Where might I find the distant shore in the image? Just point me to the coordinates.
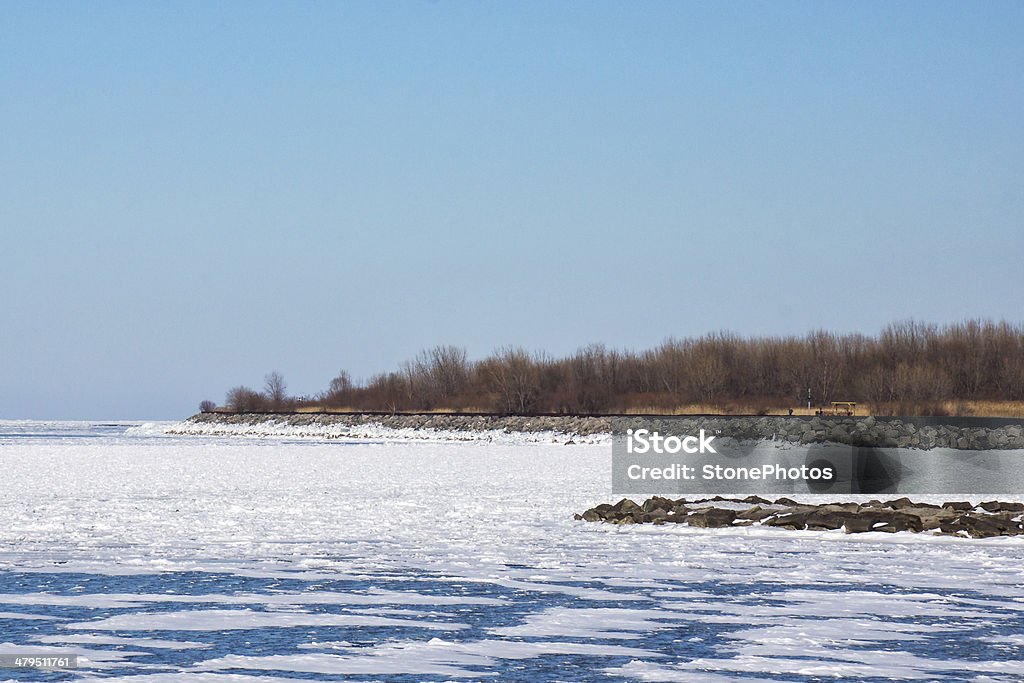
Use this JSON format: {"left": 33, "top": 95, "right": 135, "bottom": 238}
{"left": 180, "top": 412, "right": 1024, "bottom": 450}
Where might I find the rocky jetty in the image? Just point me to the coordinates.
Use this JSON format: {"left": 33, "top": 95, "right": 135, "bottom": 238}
{"left": 184, "top": 411, "right": 611, "bottom": 436}
{"left": 576, "top": 496, "right": 1024, "bottom": 538}
{"left": 185, "top": 413, "right": 1024, "bottom": 450}
{"left": 613, "top": 415, "right": 1024, "bottom": 450}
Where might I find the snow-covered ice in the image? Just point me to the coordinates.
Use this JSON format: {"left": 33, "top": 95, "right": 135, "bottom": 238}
{"left": 1, "top": 419, "right": 1024, "bottom": 681}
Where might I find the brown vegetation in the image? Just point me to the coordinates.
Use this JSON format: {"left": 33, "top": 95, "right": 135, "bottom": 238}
{"left": 211, "top": 320, "right": 1024, "bottom": 417}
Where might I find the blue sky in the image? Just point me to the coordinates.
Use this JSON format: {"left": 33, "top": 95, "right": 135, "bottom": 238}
{"left": 1, "top": 1, "right": 1022, "bottom": 419}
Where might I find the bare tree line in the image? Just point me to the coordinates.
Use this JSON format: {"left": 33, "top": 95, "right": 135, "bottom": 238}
{"left": 205, "top": 320, "right": 1024, "bottom": 416}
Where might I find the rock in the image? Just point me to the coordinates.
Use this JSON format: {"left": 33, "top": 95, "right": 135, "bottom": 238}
{"left": 900, "top": 502, "right": 941, "bottom": 510}
{"left": 614, "top": 498, "right": 641, "bottom": 513}
{"left": 819, "top": 503, "right": 861, "bottom": 512}
{"left": 842, "top": 516, "right": 875, "bottom": 533}
{"left": 940, "top": 516, "right": 1003, "bottom": 538}
{"left": 737, "top": 505, "right": 775, "bottom": 521}
{"left": 687, "top": 508, "right": 737, "bottom": 528}
{"left": 774, "top": 497, "right": 799, "bottom": 507}
{"left": 643, "top": 507, "right": 670, "bottom": 522}
{"left": 867, "top": 511, "right": 924, "bottom": 533}
{"left": 805, "top": 511, "right": 850, "bottom": 530}
{"left": 742, "top": 495, "right": 772, "bottom": 505}
{"left": 986, "top": 512, "right": 1024, "bottom": 534}
{"left": 575, "top": 496, "right": 1024, "bottom": 538}
{"left": 899, "top": 506, "right": 949, "bottom": 522}
{"left": 666, "top": 509, "right": 689, "bottom": 523}
{"left": 642, "top": 496, "right": 676, "bottom": 513}
{"left": 980, "top": 501, "right": 1024, "bottom": 513}
{"left": 917, "top": 514, "right": 951, "bottom": 531}
{"left": 764, "top": 511, "right": 811, "bottom": 530}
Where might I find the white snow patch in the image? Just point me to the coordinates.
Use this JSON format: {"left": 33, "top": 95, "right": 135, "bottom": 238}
{"left": 66, "top": 609, "right": 466, "bottom": 632}
{"left": 0, "top": 589, "right": 503, "bottom": 609}
{"left": 194, "top": 637, "right": 659, "bottom": 678}
{"left": 605, "top": 660, "right": 778, "bottom": 682}
{"left": 65, "top": 675, "right": 324, "bottom": 683}
{"left": 488, "top": 607, "right": 692, "bottom": 640}
{"left": 33, "top": 634, "right": 210, "bottom": 650}
{"left": 132, "top": 418, "right": 609, "bottom": 446}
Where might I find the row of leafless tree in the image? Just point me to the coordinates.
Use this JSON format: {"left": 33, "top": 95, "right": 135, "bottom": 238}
{"left": 207, "top": 320, "right": 1024, "bottom": 415}
{"left": 203, "top": 372, "right": 293, "bottom": 413}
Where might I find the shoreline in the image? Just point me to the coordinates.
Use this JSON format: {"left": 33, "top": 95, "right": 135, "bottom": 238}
{"left": 178, "top": 412, "right": 1024, "bottom": 450}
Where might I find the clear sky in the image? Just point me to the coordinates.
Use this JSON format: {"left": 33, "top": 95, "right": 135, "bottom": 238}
{"left": 2, "top": 1, "right": 1022, "bottom": 419}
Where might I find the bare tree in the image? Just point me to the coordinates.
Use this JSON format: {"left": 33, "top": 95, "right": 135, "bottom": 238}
{"left": 199, "top": 400, "right": 217, "bottom": 413}
{"left": 321, "top": 370, "right": 354, "bottom": 406}
{"left": 485, "top": 347, "right": 544, "bottom": 414}
{"left": 365, "top": 371, "right": 408, "bottom": 414}
{"left": 210, "top": 319, "right": 1024, "bottom": 417}
{"left": 226, "top": 386, "right": 264, "bottom": 412}
{"left": 687, "top": 350, "right": 725, "bottom": 404}
{"left": 263, "top": 371, "right": 288, "bottom": 410}
{"left": 402, "top": 346, "right": 470, "bottom": 408}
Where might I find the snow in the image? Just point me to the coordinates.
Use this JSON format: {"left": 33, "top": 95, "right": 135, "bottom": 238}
{"left": 32, "top": 634, "right": 211, "bottom": 650}
{"left": 0, "top": 589, "right": 505, "bottom": 608}
{"left": 129, "top": 417, "right": 609, "bottom": 446}
{"left": 66, "top": 608, "right": 467, "bottom": 632}
{"left": 488, "top": 607, "right": 693, "bottom": 639}
{"left": 56, "top": 676, "right": 331, "bottom": 683}
{"left": 2, "top": 420, "right": 1024, "bottom": 681}
{"left": 193, "top": 638, "right": 662, "bottom": 678}
{"left": 0, "top": 611, "right": 62, "bottom": 620}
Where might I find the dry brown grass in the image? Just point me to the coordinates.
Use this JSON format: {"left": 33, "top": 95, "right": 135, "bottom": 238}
{"left": 622, "top": 401, "right": 1024, "bottom": 417}
{"left": 621, "top": 403, "right": 867, "bottom": 416}
{"left": 294, "top": 405, "right": 493, "bottom": 414}
{"left": 934, "top": 400, "right": 1024, "bottom": 418}
{"left": 291, "top": 401, "right": 1024, "bottom": 417}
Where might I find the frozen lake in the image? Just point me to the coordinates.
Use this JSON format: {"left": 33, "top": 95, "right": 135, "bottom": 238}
{"left": 2, "top": 421, "right": 1024, "bottom": 681}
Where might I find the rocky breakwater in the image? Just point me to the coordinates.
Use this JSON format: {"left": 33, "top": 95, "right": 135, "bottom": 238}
{"left": 614, "top": 415, "right": 1024, "bottom": 450}
{"left": 183, "top": 411, "right": 613, "bottom": 436}
{"left": 576, "top": 496, "right": 1024, "bottom": 538}
{"left": 183, "top": 412, "right": 1024, "bottom": 448}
